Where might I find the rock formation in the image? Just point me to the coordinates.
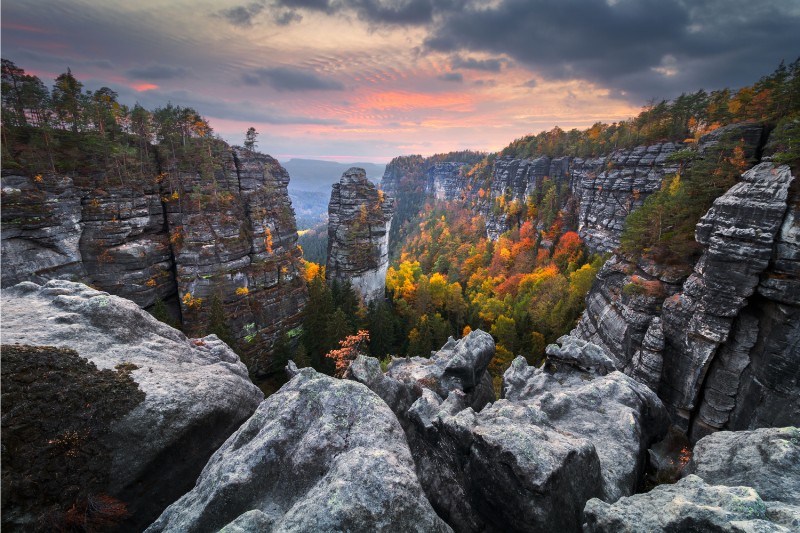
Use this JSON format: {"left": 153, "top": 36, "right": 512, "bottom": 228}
{"left": 584, "top": 474, "right": 798, "bottom": 532}
{"left": 146, "top": 367, "right": 451, "bottom": 533}
{"left": 687, "top": 427, "right": 800, "bottom": 506}
{"left": 573, "top": 161, "right": 799, "bottom": 441}
{"left": 326, "top": 167, "right": 394, "bottom": 302}
{"left": 347, "top": 332, "right": 669, "bottom": 532}
{"left": 0, "top": 149, "right": 307, "bottom": 376}
{"left": 427, "top": 161, "right": 470, "bottom": 201}
{"left": 585, "top": 426, "right": 800, "bottom": 532}
{"left": 1, "top": 280, "right": 264, "bottom": 530}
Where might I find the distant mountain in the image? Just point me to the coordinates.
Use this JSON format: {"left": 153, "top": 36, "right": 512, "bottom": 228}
{"left": 281, "top": 158, "right": 386, "bottom": 193}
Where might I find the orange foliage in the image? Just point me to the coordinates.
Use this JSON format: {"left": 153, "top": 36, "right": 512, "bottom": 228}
{"left": 326, "top": 330, "right": 370, "bottom": 377}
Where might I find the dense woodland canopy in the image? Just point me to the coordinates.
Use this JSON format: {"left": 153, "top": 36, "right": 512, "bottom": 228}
{"left": 3, "top": 57, "right": 799, "bottom": 392}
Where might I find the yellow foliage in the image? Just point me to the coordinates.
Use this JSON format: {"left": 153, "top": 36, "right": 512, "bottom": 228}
{"left": 182, "top": 292, "right": 202, "bottom": 310}
{"left": 145, "top": 278, "right": 157, "bottom": 287}
{"left": 304, "top": 261, "right": 323, "bottom": 282}
{"left": 236, "top": 287, "right": 250, "bottom": 296}
{"left": 265, "top": 227, "right": 273, "bottom": 254}
{"left": 462, "top": 325, "right": 472, "bottom": 337}
{"left": 668, "top": 174, "right": 682, "bottom": 196}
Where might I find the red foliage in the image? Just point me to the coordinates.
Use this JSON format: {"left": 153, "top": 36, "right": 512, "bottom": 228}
{"left": 325, "top": 330, "right": 370, "bottom": 377}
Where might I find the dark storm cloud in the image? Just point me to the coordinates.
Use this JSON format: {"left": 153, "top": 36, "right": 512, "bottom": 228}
{"left": 437, "top": 72, "right": 464, "bottom": 82}
{"left": 242, "top": 67, "right": 346, "bottom": 91}
{"left": 451, "top": 55, "right": 505, "bottom": 72}
{"left": 126, "top": 64, "right": 191, "bottom": 80}
{"left": 218, "top": 2, "right": 266, "bottom": 27}
{"left": 276, "top": 0, "right": 446, "bottom": 25}
{"left": 423, "top": 0, "right": 800, "bottom": 100}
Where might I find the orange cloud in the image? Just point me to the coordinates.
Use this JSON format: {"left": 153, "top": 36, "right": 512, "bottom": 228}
{"left": 360, "top": 91, "right": 474, "bottom": 113}
{"left": 131, "top": 82, "right": 159, "bottom": 92}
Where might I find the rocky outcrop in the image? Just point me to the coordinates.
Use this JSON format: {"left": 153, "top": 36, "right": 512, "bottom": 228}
{"left": 480, "top": 155, "right": 572, "bottom": 240}
{"left": 348, "top": 333, "right": 668, "bottom": 532}
{"left": 586, "top": 425, "right": 800, "bottom": 532}
{"left": 584, "top": 474, "right": 798, "bottom": 532}
{"left": 1, "top": 280, "right": 264, "bottom": 530}
{"left": 164, "top": 151, "right": 307, "bottom": 376}
{"left": 575, "top": 160, "right": 798, "bottom": 441}
{"left": 687, "top": 427, "right": 800, "bottom": 506}
{"left": 146, "top": 367, "right": 451, "bottom": 533}
{"left": 660, "top": 162, "right": 795, "bottom": 436}
{"left": 427, "top": 161, "right": 469, "bottom": 201}
{"left": 572, "top": 143, "right": 682, "bottom": 252}
{"left": 0, "top": 148, "right": 307, "bottom": 376}
{"left": 326, "top": 167, "right": 395, "bottom": 302}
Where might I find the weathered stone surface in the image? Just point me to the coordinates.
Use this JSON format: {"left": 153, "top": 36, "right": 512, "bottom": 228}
{"left": 687, "top": 427, "right": 800, "bottom": 506}
{"left": 0, "top": 148, "right": 308, "bottom": 377}
{"left": 1, "top": 280, "right": 263, "bottom": 530}
{"left": 326, "top": 167, "right": 395, "bottom": 302}
{"left": 503, "top": 337, "right": 670, "bottom": 504}
{"left": 146, "top": 368, "right": 451, "bottom": 533}
{"left": 166, "top": 150, "right": 308, "bottom": 376}
{"left": 350, "top": 333, "right": 668, "bottom": 532}
{"left": 584, "top": 474, "right": 798, "bottom": 532}
{"left": 573, "top": 143, "right": 681, "bottom": 253}
{"left": 572, "top": 255, "right": 684, "bottom": 385}
{"left": 1, "top": 174, "right": 87, "bottom": 286}
{"left": 660, "top": 162, "right": 795, "bottom": 435}
{"left": 427, "top": 161, "right": 469, "bottom": 201}
{"left": 574, "top": 157, "right": 799, "bottom": 442}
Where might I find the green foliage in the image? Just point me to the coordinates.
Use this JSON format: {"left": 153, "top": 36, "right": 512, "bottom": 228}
{"left": 620, "top": 132, "right": 750, "bottom": 266}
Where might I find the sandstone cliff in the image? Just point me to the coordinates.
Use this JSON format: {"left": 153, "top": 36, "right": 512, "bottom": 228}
{"left": 326, "top": 167, "right": 394, "bottom": 302}
{"left": 0, "top": 148, "right": 307, "bottom": 376}
{"left": 574, "top": 161, "right": 799, "bottom": 441}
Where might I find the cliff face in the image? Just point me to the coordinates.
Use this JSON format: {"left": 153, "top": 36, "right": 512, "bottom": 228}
{"left": 326, "top": 167, "right": 395, "bottom": 302}
{"left": 426, "top": 161, "right": 469, "bottom": 201}
{"left": 0, "top": 148, "right": 307, "bottom": 376}
{"left": 574, "top": 161, "right": 799, "bottom": 441}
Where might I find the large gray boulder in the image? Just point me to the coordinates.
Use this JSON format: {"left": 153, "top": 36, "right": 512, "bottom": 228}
{"left": 687, "top": 427, "right": 800, "bottom": 506}
{"left": 1, "top": 280, "right": 263, "bottom": 529}
{"left": 349, "top": 333, "right": 669, "bottom": 532}
{"left": 146, "top": 368, "right": 451, "bottom": 533}
{"left": 584, "top": 474, "right": 799, "bottom": 532}
{"left": 504, "top": 336, "right": 670, "bottom": 503}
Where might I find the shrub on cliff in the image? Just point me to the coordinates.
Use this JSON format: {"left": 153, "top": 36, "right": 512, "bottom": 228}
{"left": 1, "top": 344, "right": 145, "bottom": 531}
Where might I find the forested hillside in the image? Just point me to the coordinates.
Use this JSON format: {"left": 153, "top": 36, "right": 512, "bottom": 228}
{"left": 299, "top": 60, "right": 800, "bottom": 392}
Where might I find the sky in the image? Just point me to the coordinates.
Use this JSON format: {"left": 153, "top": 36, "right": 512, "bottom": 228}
{"left": 2, "top": 0, "right": 799, "bottom": 163}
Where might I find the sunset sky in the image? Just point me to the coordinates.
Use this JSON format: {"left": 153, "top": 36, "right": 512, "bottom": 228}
{"left": 2, "top": 0, "right": 798, "bottom": 163}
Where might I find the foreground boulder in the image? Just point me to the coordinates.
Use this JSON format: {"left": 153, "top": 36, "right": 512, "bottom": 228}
{"left": 349, "top": 333, "right": 669, "bottom": 532}
{"left": 1, "top": 280, "right": 263, "bottom": 530}
{"left": 584, "top": 475, "right": 799, "bottom": 532}
{"left": 146, "top": 368, "right": 451, "bottom": 533}
{"left": 504, "top": 336, "right": 670, "bottom": 503}
{"left": 688, "top": 427, "right": 800, "bottom": 506}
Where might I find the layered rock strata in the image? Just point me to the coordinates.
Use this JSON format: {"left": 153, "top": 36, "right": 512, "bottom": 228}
{"left": 146, "top": 368, "right": 451, "bottom": 533}
{"left": 0, "top": 149, "right": 307, "bottom": 375}
{"left": 1, "top": 280, "right": 263, "bottom": 530}
{"left": 326, "top": 167, "right": 395, "bottom": 302}
{"left": 574, "top": 161, "right": 799, "bottom": 441}
{"left": 427, "top": 161, "right": 469, "bottom": 201}
{"left": 348, "top": 332, "right": 669, "bottom": 532}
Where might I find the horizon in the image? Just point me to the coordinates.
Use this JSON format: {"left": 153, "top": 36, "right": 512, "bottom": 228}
{"left": 2, "top": 0, "right": 798, "bottom": 163}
